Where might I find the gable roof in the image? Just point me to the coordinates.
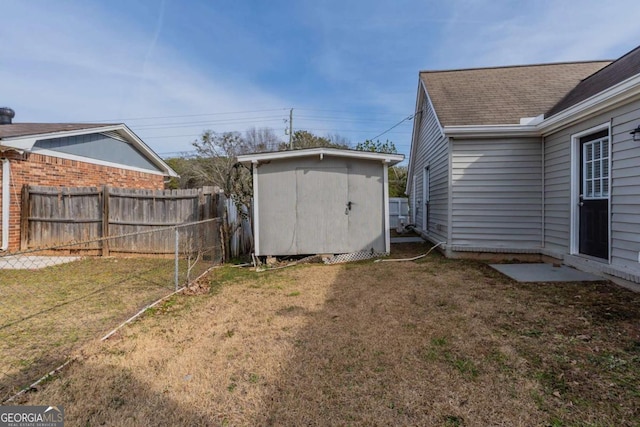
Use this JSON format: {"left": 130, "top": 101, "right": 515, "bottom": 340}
{"left": 547, "top": 46, "right": 640, "bottom": 117}
{"left": 0, "top": 123, "right": 178, "bottom": 177}
{"left": 237, "top": 147, "right": 404, "bottom": 166}
{"left": 421, "top": 61, "right": 611, "bottom": 126}
{"left": 0, "top": 123, "right": 114, "bottom": 139}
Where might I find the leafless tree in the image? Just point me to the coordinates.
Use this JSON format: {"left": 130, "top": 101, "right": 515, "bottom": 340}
{"left": 244, "top": 127, "right": 282, "bottom": 152}
{"left": 190, "top": 131, "right": 252, "bottom": 207}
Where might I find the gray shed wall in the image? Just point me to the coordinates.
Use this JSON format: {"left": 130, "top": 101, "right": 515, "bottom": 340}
{"left": 544, "top": 97, "right": 640, "bottom": 276}
{"left": 254, "top": 156, "right": 386, "bottom": 256}
{"left": 450, "top": 137, "right": 543, "bottom": 249}
{"left": 411, "top": 95, "right": 449, "bottom": 243}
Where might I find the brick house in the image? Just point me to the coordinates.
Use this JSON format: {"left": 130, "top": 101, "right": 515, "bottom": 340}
{"left": 0, "top": 108, "right": 178, "bottom": 252}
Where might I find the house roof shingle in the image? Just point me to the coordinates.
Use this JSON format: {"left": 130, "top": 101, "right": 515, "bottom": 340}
{"left": 421, "top": 61, "right": 611, "bottom": 127}
{"left": 546, "top": 46, "right": 640, "bottom": 117}
{"left": 0, "top": 123, "right": 117, "bottom": 139}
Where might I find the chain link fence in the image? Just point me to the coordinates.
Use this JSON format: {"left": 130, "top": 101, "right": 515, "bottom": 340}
{"left": 0, "top": 218, "right": 223, "bottom": 402}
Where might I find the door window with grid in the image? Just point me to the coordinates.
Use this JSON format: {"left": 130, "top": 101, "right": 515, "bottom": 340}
{"left": 582, "top": 136, "right": 609, "bottom": 199}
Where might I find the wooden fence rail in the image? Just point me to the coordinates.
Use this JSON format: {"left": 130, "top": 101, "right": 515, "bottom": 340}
{"left": 21, "top": 185, "right": 223, "bottom": 255}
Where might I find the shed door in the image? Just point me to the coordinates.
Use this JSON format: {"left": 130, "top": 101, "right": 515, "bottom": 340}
{"left": 579, "top": 131, "right": 609, "bottom": 260}
{"left": 295, "top": 168, "right": 348, "bottom": 254}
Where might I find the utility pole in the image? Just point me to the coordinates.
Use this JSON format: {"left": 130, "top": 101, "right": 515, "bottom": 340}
{"left": 289, "top": 108, "right": 293, "bottom": 149}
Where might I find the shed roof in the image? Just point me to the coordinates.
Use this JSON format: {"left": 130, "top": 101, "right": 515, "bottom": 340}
{"left": 547, "top": 46, "right": 640, "bottom": 117}
{"left": 237, "top": 147, "right": 404, "bottom": 166}
{"left": 0, "top": 123, "right": 115, "bottom": 139}
{"left": 421, "top": 61, "right": 611, "bottom": 126}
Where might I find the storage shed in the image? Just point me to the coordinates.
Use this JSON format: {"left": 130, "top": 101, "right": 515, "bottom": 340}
{"left": 237, "top": 148, "right": 404, "bottom": 257}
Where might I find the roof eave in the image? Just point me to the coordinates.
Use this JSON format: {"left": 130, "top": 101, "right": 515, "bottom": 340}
{"left": 406, "top": 79, "right": 425, "bottom": 194}
{"left": 0, "top": 124, "right": 124, "bottom": 142}
{"left": 540, "top": 73, "right": 640, "bottom": 135}
{"left": 406, "top": 77, "right": 446, "bottom": 194}
{"left": 119, "top": 125, "right": 179, "bottom": 177}
{"left": 237, "top": 147, "right": 405, "bottom": 166}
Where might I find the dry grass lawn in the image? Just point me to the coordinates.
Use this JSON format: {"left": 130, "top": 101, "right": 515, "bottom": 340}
{"left": 15, "top": 243, "right": 640, "bottom": 426}
{"left": 0, "top": 257, "right": 179, "bottom": 401}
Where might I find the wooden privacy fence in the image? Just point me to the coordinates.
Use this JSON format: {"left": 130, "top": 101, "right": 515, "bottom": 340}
{"left": 21, "top": 185, "right": 224, "bottom": 255}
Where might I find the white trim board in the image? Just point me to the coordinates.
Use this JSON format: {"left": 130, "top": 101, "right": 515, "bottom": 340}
{"left": 252, "top": 164, "right": 261, "bottom": 256}
{"left": 383, "top": 163, "right": 390, "bottom": 254}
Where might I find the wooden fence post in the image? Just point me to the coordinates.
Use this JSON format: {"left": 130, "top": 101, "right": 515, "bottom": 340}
{"left": 20, "top": 184, "right": 30, "bottom": 250}
{"left": 101, "top": 185, "right": 110, "bottom": 257}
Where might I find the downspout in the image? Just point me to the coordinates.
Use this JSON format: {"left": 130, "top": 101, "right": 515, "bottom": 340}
{"left": 541, "top": 137, "right": 545, "bottom": 251}
{"left": 1, "top": 158, "right": 9, "bottom": 251}
{"left": 383, "top": 161, "right": 390, "bottom": 254}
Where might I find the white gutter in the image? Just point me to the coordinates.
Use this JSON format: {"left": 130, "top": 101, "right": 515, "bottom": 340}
{"left": 1, "top": 158, "right": 9, "bottom": 251}
{"left": 443, "top": 124, "right": 539, "bottom": 138}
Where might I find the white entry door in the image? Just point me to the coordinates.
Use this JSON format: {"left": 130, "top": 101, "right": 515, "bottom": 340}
{"left": 295, "top": 168, "right": 348, "bottom": 254}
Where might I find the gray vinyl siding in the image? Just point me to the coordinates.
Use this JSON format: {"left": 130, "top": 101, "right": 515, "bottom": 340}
{"left": 450, "top": 137, "right": 542, "bottom": 248}
{"left": 610, "top": 100, "right": 640, "bottom": 273}
{"left": 411, "top": 95, "right": 448, "bottom": 243}
{"left": 543, "top": 112, "right": 617, "bottom": 254}
{"left": 544, "top": 98, "right": 640, "bottom": 277}
{"left": 542, "top": 126, "right": 574, "bottom": 253}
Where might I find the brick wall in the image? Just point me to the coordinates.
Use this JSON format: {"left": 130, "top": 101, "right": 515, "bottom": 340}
{"left": 0, "top": 152, "right": 166, "bottom": 252}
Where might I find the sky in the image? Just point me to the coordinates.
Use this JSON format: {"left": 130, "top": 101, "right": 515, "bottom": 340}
{"left": 2, "top": 0, "right": 640, "bottom": 162}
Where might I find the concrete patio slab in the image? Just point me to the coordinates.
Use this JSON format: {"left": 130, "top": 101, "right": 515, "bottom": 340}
{"left": 490, "top": 263, "right": 602, "bottom": 283}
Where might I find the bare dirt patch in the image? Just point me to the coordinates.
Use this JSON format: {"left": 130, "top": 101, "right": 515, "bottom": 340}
{"left": 16, "top": 243, "right": 640, "bottom": 426}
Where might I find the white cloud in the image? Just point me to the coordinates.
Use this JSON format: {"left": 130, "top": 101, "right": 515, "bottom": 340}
{"left": 0, "top": 2, "right": 294, "bottom": 154}
{"left": 437, "top": 0, "right": 640, "bottom": 67}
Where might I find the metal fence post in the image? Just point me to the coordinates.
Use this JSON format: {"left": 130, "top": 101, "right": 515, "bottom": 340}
{"left": 174, "top": 227, "right": 179, "bottom": 291}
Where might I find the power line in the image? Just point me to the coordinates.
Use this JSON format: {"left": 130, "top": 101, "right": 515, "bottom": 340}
{"left": 82, "top": 107, "right": 413, "bottom": 125}
{"left": 131, "top": 115, "right": 285, "bottom": 130}
{"left": 295, "top": 114, "right": 403, "bottom": 124}
{"left": 368, "top": 114, "right": 415, "bottom": 141}
{"left": 141, "top": 128, "right": 412, "bottom": 139}
{"left": 84, "top": 108, "right": 291, "bottom": 123}
{"left": 127, "top": 114, "right": 407, "bottom": 129}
